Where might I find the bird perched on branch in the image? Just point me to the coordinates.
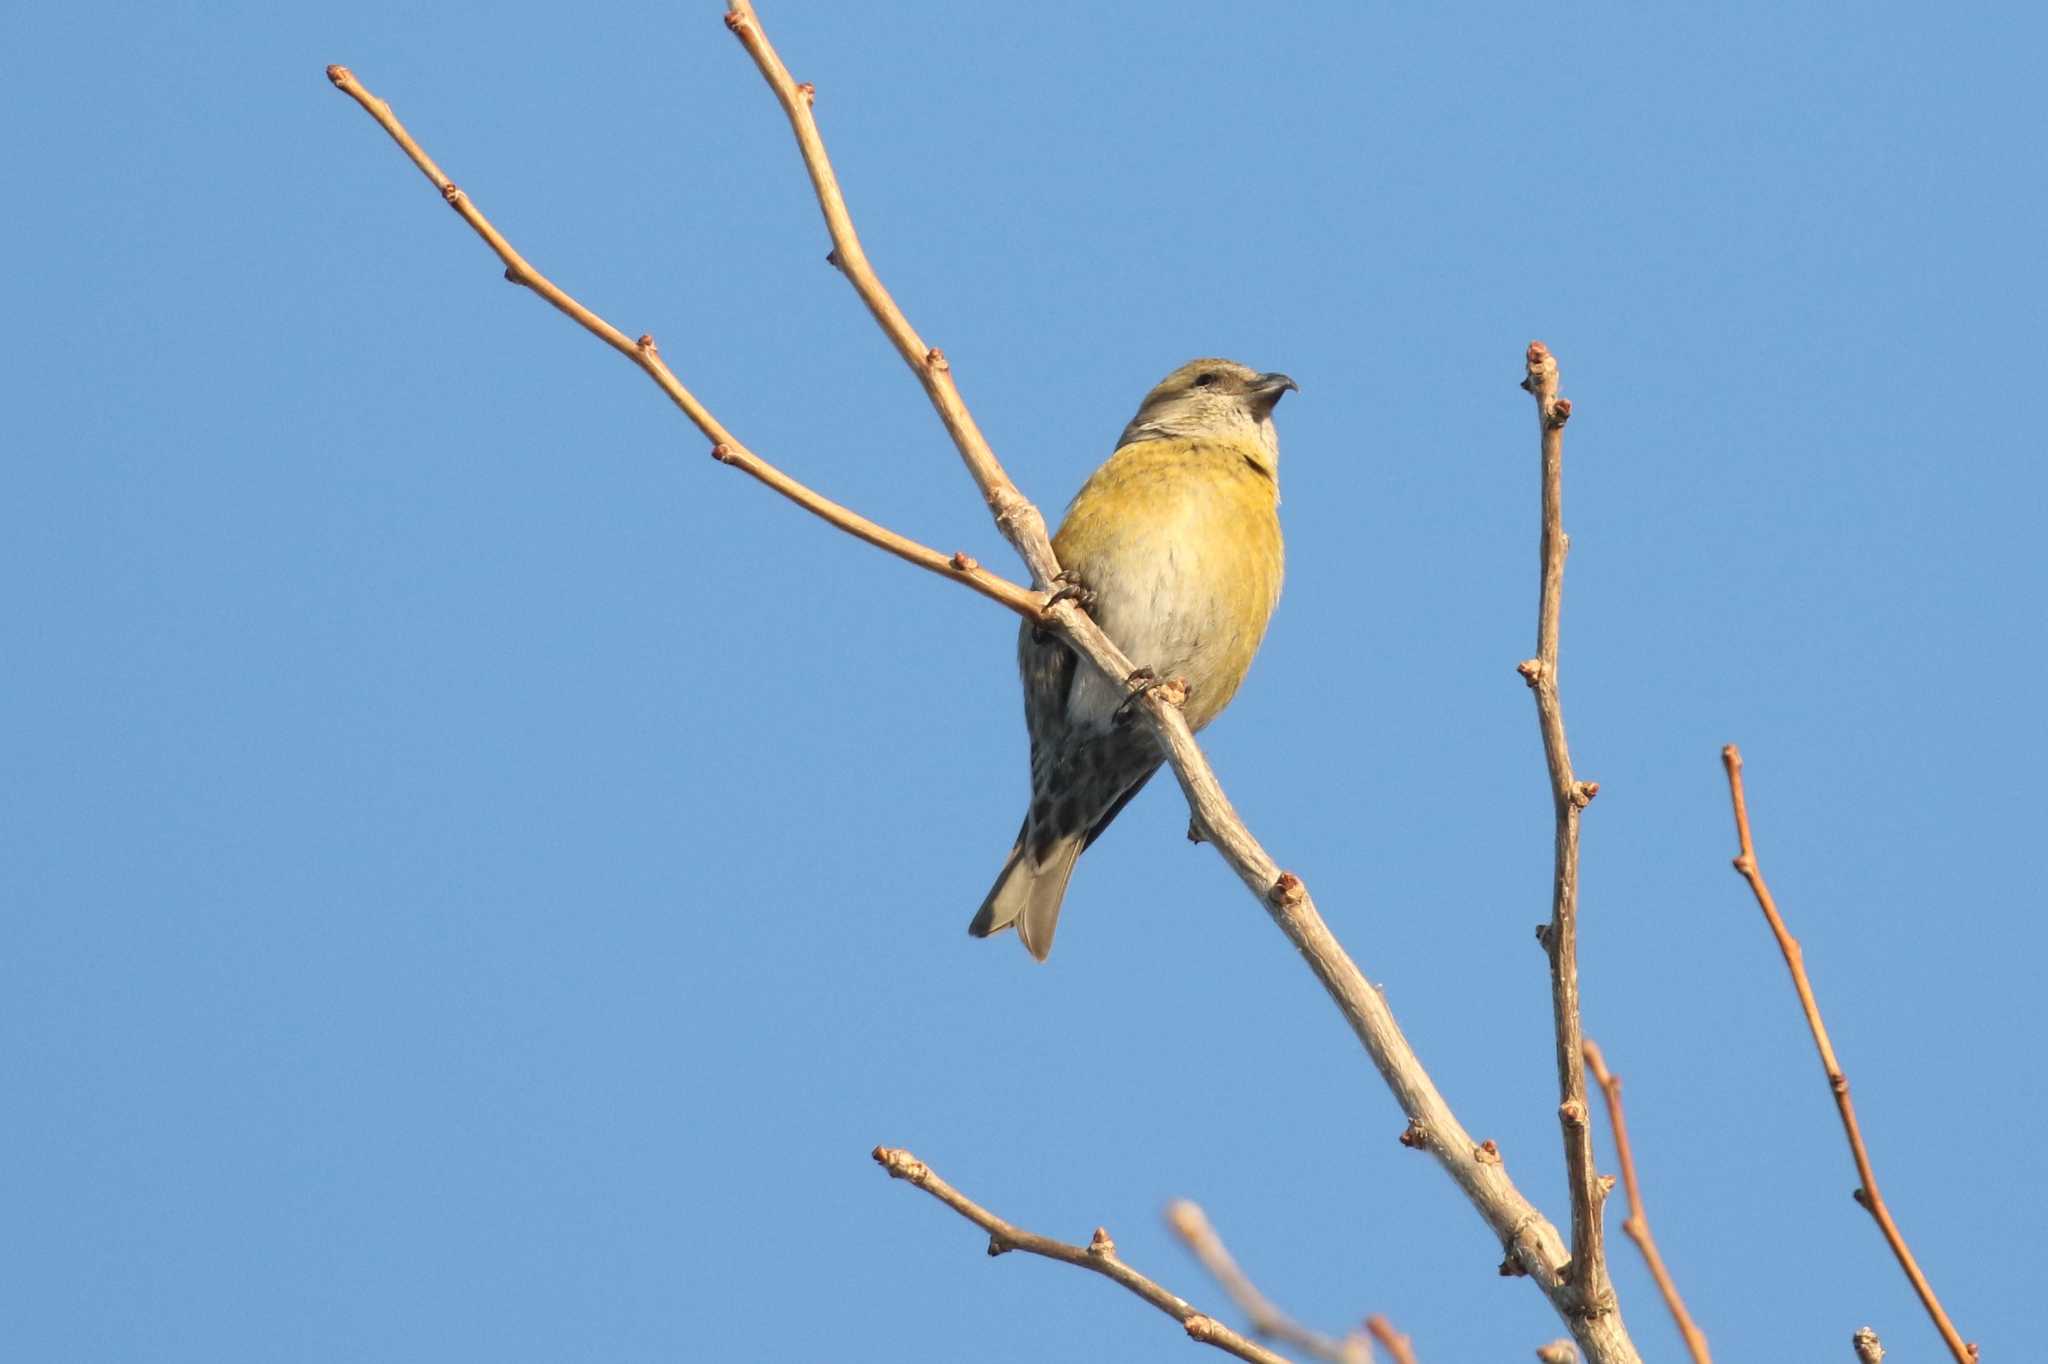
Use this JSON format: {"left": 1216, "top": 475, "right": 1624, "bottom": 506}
{"left": 969, "top": 358, "right": 1295, "bottom": 959}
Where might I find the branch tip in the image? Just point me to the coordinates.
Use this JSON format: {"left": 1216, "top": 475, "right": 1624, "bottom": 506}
{"left": 870, "top": 1145, "right": 929, "bottom": 1186}
{"left": 326, "top": 63, "right": 352, "bottom": 86}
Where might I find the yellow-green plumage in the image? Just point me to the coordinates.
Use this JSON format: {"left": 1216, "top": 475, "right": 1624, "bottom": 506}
{"left": 970, "top": 359, "right": 1294, "bottom": 960}
{"left": 1052, "top": 438, "right": 1282, "bottom": 733}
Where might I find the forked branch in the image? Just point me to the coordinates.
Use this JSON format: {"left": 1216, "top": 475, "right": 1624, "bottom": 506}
{"left": 874, "top": 1149, "right": 1294, "bottom": 1364}
{"left": 1582, "top": 1039, "right": 1710, "bottom": 1363}
{"left": 724, "top": 0, "right": 1058, "bottom": 583}
{"left": 322, "top": 65, "right": 1040, "bottom": 623}
{"left": 1721, "top": 747, "right": 1974, "bottom": 1363}
{"left": 327, "top": 12, "right": 1644, "bottom": 1360}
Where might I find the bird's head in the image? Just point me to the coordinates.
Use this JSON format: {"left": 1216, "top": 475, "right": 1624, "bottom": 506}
{"left": 1116, "top": 358, "right": 1298, "bottom": 467}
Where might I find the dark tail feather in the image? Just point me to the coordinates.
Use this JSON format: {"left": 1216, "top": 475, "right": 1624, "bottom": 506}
{"left": 968, "top": 832, "right": 1083, "bottom": 962}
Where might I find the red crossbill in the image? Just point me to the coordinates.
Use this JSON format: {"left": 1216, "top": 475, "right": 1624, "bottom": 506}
{"left": 969, "top": 358, "right": 1295, "bottom": 959}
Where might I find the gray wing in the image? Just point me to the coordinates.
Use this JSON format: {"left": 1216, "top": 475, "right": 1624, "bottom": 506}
{"left": 1018, "top": 617, "right": 1079, "bottom": 772}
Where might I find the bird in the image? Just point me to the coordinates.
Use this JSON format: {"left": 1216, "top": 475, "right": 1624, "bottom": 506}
{"left": 968, "top": 358, "right": 1295, "bottom": 960}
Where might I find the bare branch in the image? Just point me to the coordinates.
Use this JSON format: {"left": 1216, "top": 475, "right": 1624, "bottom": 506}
{"left": 1721, "top": 747, "right": 1975, "bottom": 1363}
{"left": 328, "top": 24, "right": 1646, "bottom": 1361}
{"left": 723, "top": 0, "right": 1059, "bottom": 586}
{"left": 321, "top": 65, "right": 1042, "bottom": 624}
{"left": 1364, "top": 1314, "right": 1418, "bottom": 1364}
{"left": 1165, "top": 1201, "right": 1373, "bottom": 1364}
{"left": 1582, "top": 1040, "right": 1711, "bottom": 1363}
{"left": 1517, "top": 342, "right": 1608, "bottom": 1313}
{"left": 873, "top": 1149, "right": 1295, "bottom": 1364}
{"left": 1854, "top": 1326, "right": 1887, "bottom": 1363}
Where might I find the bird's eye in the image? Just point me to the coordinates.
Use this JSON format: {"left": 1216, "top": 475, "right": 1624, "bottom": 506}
{"left": 1193, "top": 372, "right": 1219, "bottom": 388}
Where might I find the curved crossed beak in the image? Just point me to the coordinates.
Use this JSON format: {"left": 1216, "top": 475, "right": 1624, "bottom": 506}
{"left": 1250, "top": 371, "right": 1299, "bottom": 413}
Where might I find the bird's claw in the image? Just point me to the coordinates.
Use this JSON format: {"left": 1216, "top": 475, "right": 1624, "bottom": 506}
{"left": 1042, "top": 570, "right": 1094, "bottom": 613}
{"left": 1115, "top": 667, "right": 1188, "bottom": 724}
{"left": 1034, "top": 572, "right": 1094, "bottom": 645}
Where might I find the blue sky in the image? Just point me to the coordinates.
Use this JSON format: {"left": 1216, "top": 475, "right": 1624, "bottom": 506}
{"left": 5, "top": 2, "right": 2042, "bottom": 1360}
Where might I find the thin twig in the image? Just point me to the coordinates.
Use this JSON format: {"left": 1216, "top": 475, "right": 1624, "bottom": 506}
{"left": 724, "top": 0, "right": 1059, "bottom": 587}
{"left": 322, "top": 66, "right": 1041, "bottom": 624}
{"left": 1165, "top": 1201, "right": 1373, "bottom": 1364}
{"left": 1582, "top": 1040, "right": 1710, "bottom": 1363}
{"left": 1364, "top": 1314, "right": 1418, "bottom": 1364}
{"left": 1516, "top": 343, "right": 1608, "bottom": 1313}
{"left": 1854, "top": 1326, "right": 1887, "bottom": 1363}
{"left": 1721, "top": 747, "right": 1975, "bottom": 1363}
{"left": 328, "top": 27, "right": 1645, "bottom": 1363}
{"left": 874, "top": 1149, "right": 1295, "bottom": 1364}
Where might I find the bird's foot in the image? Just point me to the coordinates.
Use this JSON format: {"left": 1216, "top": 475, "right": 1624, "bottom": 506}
{"left": 1033, "top": 572, "right": 1094, "bottom": 644}
{"left": 1042, "top": 570, "right": 1094, "bottom": 612}
{"left": 1115, "top": 668, "right": 1189, "bottom": 724}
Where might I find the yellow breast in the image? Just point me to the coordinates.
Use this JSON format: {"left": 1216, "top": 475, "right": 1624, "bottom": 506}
{"left": 1052, "top": 437, "right": 1283, "bottom": 731}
